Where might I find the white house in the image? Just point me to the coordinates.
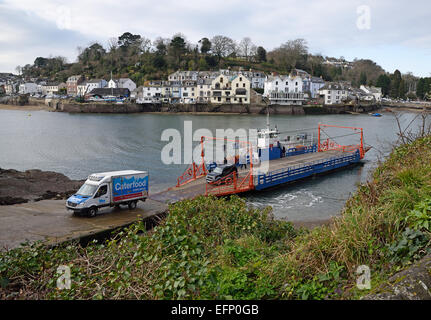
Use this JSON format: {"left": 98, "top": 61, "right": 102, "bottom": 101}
{"left": 108, "top": 78, "right": 136, "bottom": 92}
{"left": 263, "top": 75, "right": 305, "bottom": 105}
{"left": 181, "top": 81, "right": 197, "bottom": 104}
{"left": 318, "top": 83, "right": 350, "bottom": 105}
{"left": 19, "top": 82, "right": 38, "bottom": 95}
{"left": 360, "top": 85, "right": 382, "bottom": 102}
{"left": 196, "top": 78, "right": 212, "bottom": 103}
{"left": 140, "top": 81, "right": 163, "bottom": 104}
{"left": 42, "top": 82, "right": 66, "bottom": 95}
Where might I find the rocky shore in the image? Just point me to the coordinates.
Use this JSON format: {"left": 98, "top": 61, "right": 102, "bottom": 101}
{"left": 0, "top": 168, "right": 82, "bottom": 205}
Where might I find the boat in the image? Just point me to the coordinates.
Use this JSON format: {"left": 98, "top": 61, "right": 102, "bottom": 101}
{"left": 369, "top": 113, "right": 382, "bottom": 117}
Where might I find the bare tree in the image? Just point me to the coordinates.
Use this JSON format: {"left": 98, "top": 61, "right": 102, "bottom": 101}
{"left": 211, "top": 35, "right": 236, "bottom": 60}
{"left": 239, "top": 37, "right": 255, "bottom": 61}
{"left": 139, "top": 37, "right": 152, "bottom": 53}
{"left": 268, "top": 38, "right": 308, "bottom": 71}
{"left": 15, "top": 65, "right": 22, "bottom": 76}
{"left": 107, "top": 37, "right": 118, "bottom": 52}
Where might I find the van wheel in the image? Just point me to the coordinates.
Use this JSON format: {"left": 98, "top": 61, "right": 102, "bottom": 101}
{"left": 87, "top": 207, "right": 98, "bottom": 217}
{"left": 128, "top": 201, "right": 137, "bottom": 210}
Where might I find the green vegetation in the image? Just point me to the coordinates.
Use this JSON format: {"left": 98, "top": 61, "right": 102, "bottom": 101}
{"left": 2, "top": 135, "right": 431, "bottom": 300}
{"left": 17, "top": 33, "right": 388, "bottom": 89}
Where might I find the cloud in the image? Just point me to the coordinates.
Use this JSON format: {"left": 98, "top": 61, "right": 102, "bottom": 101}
{"left": 0, "top": 0, "right": 430, "bottom": 76}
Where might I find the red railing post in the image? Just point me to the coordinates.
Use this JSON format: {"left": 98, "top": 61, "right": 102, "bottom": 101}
{"left": 318, "top": 124, "right": 321, "bottom": 152}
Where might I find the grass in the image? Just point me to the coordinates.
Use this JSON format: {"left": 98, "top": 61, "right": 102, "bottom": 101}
{"left": 1, "top": 135, "right": 431, "bottom": 299}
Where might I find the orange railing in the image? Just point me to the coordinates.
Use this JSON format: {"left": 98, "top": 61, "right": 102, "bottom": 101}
{"left": 205, "top": 170, "right": 253, "bottom": 196}
{"left": 318, "top": 124, "right": 365, "bottom": 159}
{"left": 176, "top": 161, "right": 207, "bottom": 187}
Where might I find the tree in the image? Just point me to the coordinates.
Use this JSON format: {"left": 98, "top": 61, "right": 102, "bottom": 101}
{"left": 256, "top": 46, "right": 267, "bottom": 62}
{"left": 117, "top": 32, "right": 141, "bottom": 49}
{"left": 15, "top": 65, "right": 22, "bottom": 76}
{"left": 239, "top": 37, "right": 254, "bottom": 61}
{"left": 168, "top": 36, "right": 187, "bottom": 66}
{"left": 199, "top": 38, "right": 211, "bottom": 54}
{"left": 417, "top": 78, "right": 426, "bottom": 99}
{"left": 34, "top": 57, "right": 48, "bottom": 68}
{"left": 154, "top": 37, "right": 168, "bottom": 55}
{"left": 376, "top": 74, "right": 391, "bottom": 96}
{"left": 210, "top": 35, "right": 236, "bottom": 61}
{"left": 268, "top": 38, "right": 308, "bottom": 72}
{"left": 359, "top": 72, "right": 367, "bottom": 85}
{"left": 390, "top": 69, "right": 402, "bottom": 98}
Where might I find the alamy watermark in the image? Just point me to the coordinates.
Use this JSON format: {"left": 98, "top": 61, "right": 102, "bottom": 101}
{"left": 356, "top": 5, "right": 371, "bottom": 30}
{"left": 356, "top": 265, "right": 371, "bottom": 290}
{"left": 56, "top": 265, "right": 71, "bottom": 290}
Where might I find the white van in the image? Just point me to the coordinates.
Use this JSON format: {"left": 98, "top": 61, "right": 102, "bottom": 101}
{"left": 66, "top": 170, "right": 148, "bottom": 217}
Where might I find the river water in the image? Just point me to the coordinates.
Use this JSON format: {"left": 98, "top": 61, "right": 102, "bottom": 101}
{"left": 0, "top": 109, "right": 423, "bottom": 222}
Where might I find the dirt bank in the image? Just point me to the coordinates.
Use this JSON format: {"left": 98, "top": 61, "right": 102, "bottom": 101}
{"left": 0, "top": 168, "right": 83, "bottom": 205}
{"left": 0, "top": 104, "right": 51, "bottom": 111}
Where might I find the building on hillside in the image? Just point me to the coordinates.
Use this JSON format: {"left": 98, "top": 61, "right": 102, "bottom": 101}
{"left": 181, "top": 80, "right": 197, "bottom": 104}
{"left": 66, "top": 75, "right": 85, "bottom": 96}
{"left": 5, "top": 83, "right": 17, "bottom": 95}
{"left": 210, "top": 74, "right": 232, "bottom": 104}
{"left": 196, "top": 78, "right": 212, "bottom": 103}
{"left": 140, "top": 80, "right": 163, "bottom": 104}
{"left": 263, "top": 74, "right": 305, "bottom": 105}
{"left": 168, "top": 71, "right": 199, "bottom": 82}
{"left": 318, "top": 83, "right": 350, "bottom": 105}
{"left": 108, "top": 78, "right": 136, "bottom": 92}
{"left": 19, "top": 82, "right": 38, "bottom": 95}
{"left": 210, "top": 74, "right": 251, "bottom": 104}
{"left": 360, "top": 85, "right": 382, "bottom": 102}
{"left": 77, "top": 82, "right": 88, "bottom": 97}
{"left": 230, "top": 74, "right": 251, "bottom": 104}
{"left": 42, "top": 82, "right": 66, "bottom": 95}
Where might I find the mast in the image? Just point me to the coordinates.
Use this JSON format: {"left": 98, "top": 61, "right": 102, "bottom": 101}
{"left": 266, "top": 106, "right": 270, "bottom": 132}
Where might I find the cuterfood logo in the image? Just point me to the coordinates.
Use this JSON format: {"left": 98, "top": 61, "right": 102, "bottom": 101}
{"left": 114, "top": 178, "right": 147, "bottom": 192}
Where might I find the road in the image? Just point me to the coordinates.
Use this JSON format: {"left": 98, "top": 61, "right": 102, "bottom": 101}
{"left": 0, "top": 198, "right": 167, "bottom": 250}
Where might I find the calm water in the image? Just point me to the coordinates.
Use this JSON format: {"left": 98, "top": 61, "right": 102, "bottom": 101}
{"left": 0, "top": 109, "right": 422, "bottom": 221}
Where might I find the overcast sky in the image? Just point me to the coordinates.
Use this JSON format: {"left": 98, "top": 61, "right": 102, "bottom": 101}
{"left": 1, "top": 0, "right": 430, "bottom": 77}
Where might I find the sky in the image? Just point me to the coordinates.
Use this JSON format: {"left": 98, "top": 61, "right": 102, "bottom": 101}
{"left": 0, "top": 0, "right": 430, "bottom": 77}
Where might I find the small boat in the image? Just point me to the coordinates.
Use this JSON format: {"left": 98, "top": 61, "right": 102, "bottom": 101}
{"left": 370, "top": 113, "right": 382, "bottom": 117}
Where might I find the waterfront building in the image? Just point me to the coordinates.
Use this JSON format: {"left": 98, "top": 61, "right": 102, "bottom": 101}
{"left": 263, "top": 74, "right": 305, "bottom": 105}
{"left": 66, "top": 75, "right": 85, "bottom": 96}
{"left": 196, "top": 78, "right": 212, "bottom": 103}
{"left": 360, "top": 85, "right": 382, "bottom": 102}
{"left": 18, "top": 82, "right": 38, "bottom": 95}
{"left": 181, "top": 80, "right": 197, "bottom": 104}
{"left": 210, "top": 74, "right": 251, "bottom": 104}
{"left": 140, "top": 80, "right": 163, "bottom": 104}
{"left": 108, "top": 78, "right": 136, "bottom": 92}
{"left": 41, "top": 82, "right": 66, "bottom": 95}
{"left": 318, "top": 82, "right": 350, "bottom": 105}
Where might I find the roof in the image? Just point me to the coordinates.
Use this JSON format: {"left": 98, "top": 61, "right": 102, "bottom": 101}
{"left": 89, "top": 88, "right": 130, "bottom": 96}
{"left": 87, "top": 79, "right": 106, "bottom": 84}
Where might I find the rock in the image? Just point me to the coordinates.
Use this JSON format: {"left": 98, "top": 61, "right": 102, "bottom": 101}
{"left": 364, "top": 254, "right": 431, "bottom": 300}
{"left": 0, "top": 167, "right": 83, "bottom": 205}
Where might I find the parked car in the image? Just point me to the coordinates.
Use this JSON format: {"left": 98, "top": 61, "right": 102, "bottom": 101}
{"left": 206, "top": 164, "right": 238, "bottom": 185}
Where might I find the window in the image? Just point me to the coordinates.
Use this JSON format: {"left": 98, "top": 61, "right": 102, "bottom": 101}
{"left": 240, "top": 77, "right": 242, "bottom": 81}
{"left": 236, "top": 83, "right": 239, "bottom": 87}
{"left": 220, "top": 77, "right": 223, "bottom": 83}
{"left": 275, "top": 81, "right": 278, "bottom": 85}
{"left": 243, "top": 83, "right": 245, "bottom": 88}
{"left": 95, "top": 185, "right": 107, "bottom": 198}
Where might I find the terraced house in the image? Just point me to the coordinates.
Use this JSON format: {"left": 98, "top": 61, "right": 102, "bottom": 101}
{"left": 211, "top": 74, "right": 251, "bottom": 104}
{"left": 264, "top": 74, "right": 305, "bottom": 105}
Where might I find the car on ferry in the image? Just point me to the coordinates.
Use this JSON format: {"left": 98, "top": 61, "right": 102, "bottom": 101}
{"left": 206, "top": 164, "right": 238, "bottom": 185}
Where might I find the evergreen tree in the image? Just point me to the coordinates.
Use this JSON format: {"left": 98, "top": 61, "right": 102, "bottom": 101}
{"left": 359, "top": 72, "right": 367, "bottom": 85}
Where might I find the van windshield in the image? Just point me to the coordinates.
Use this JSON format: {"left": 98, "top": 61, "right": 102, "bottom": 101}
{"left": 76, "top": 183, "right": 98, "bottom": 197}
